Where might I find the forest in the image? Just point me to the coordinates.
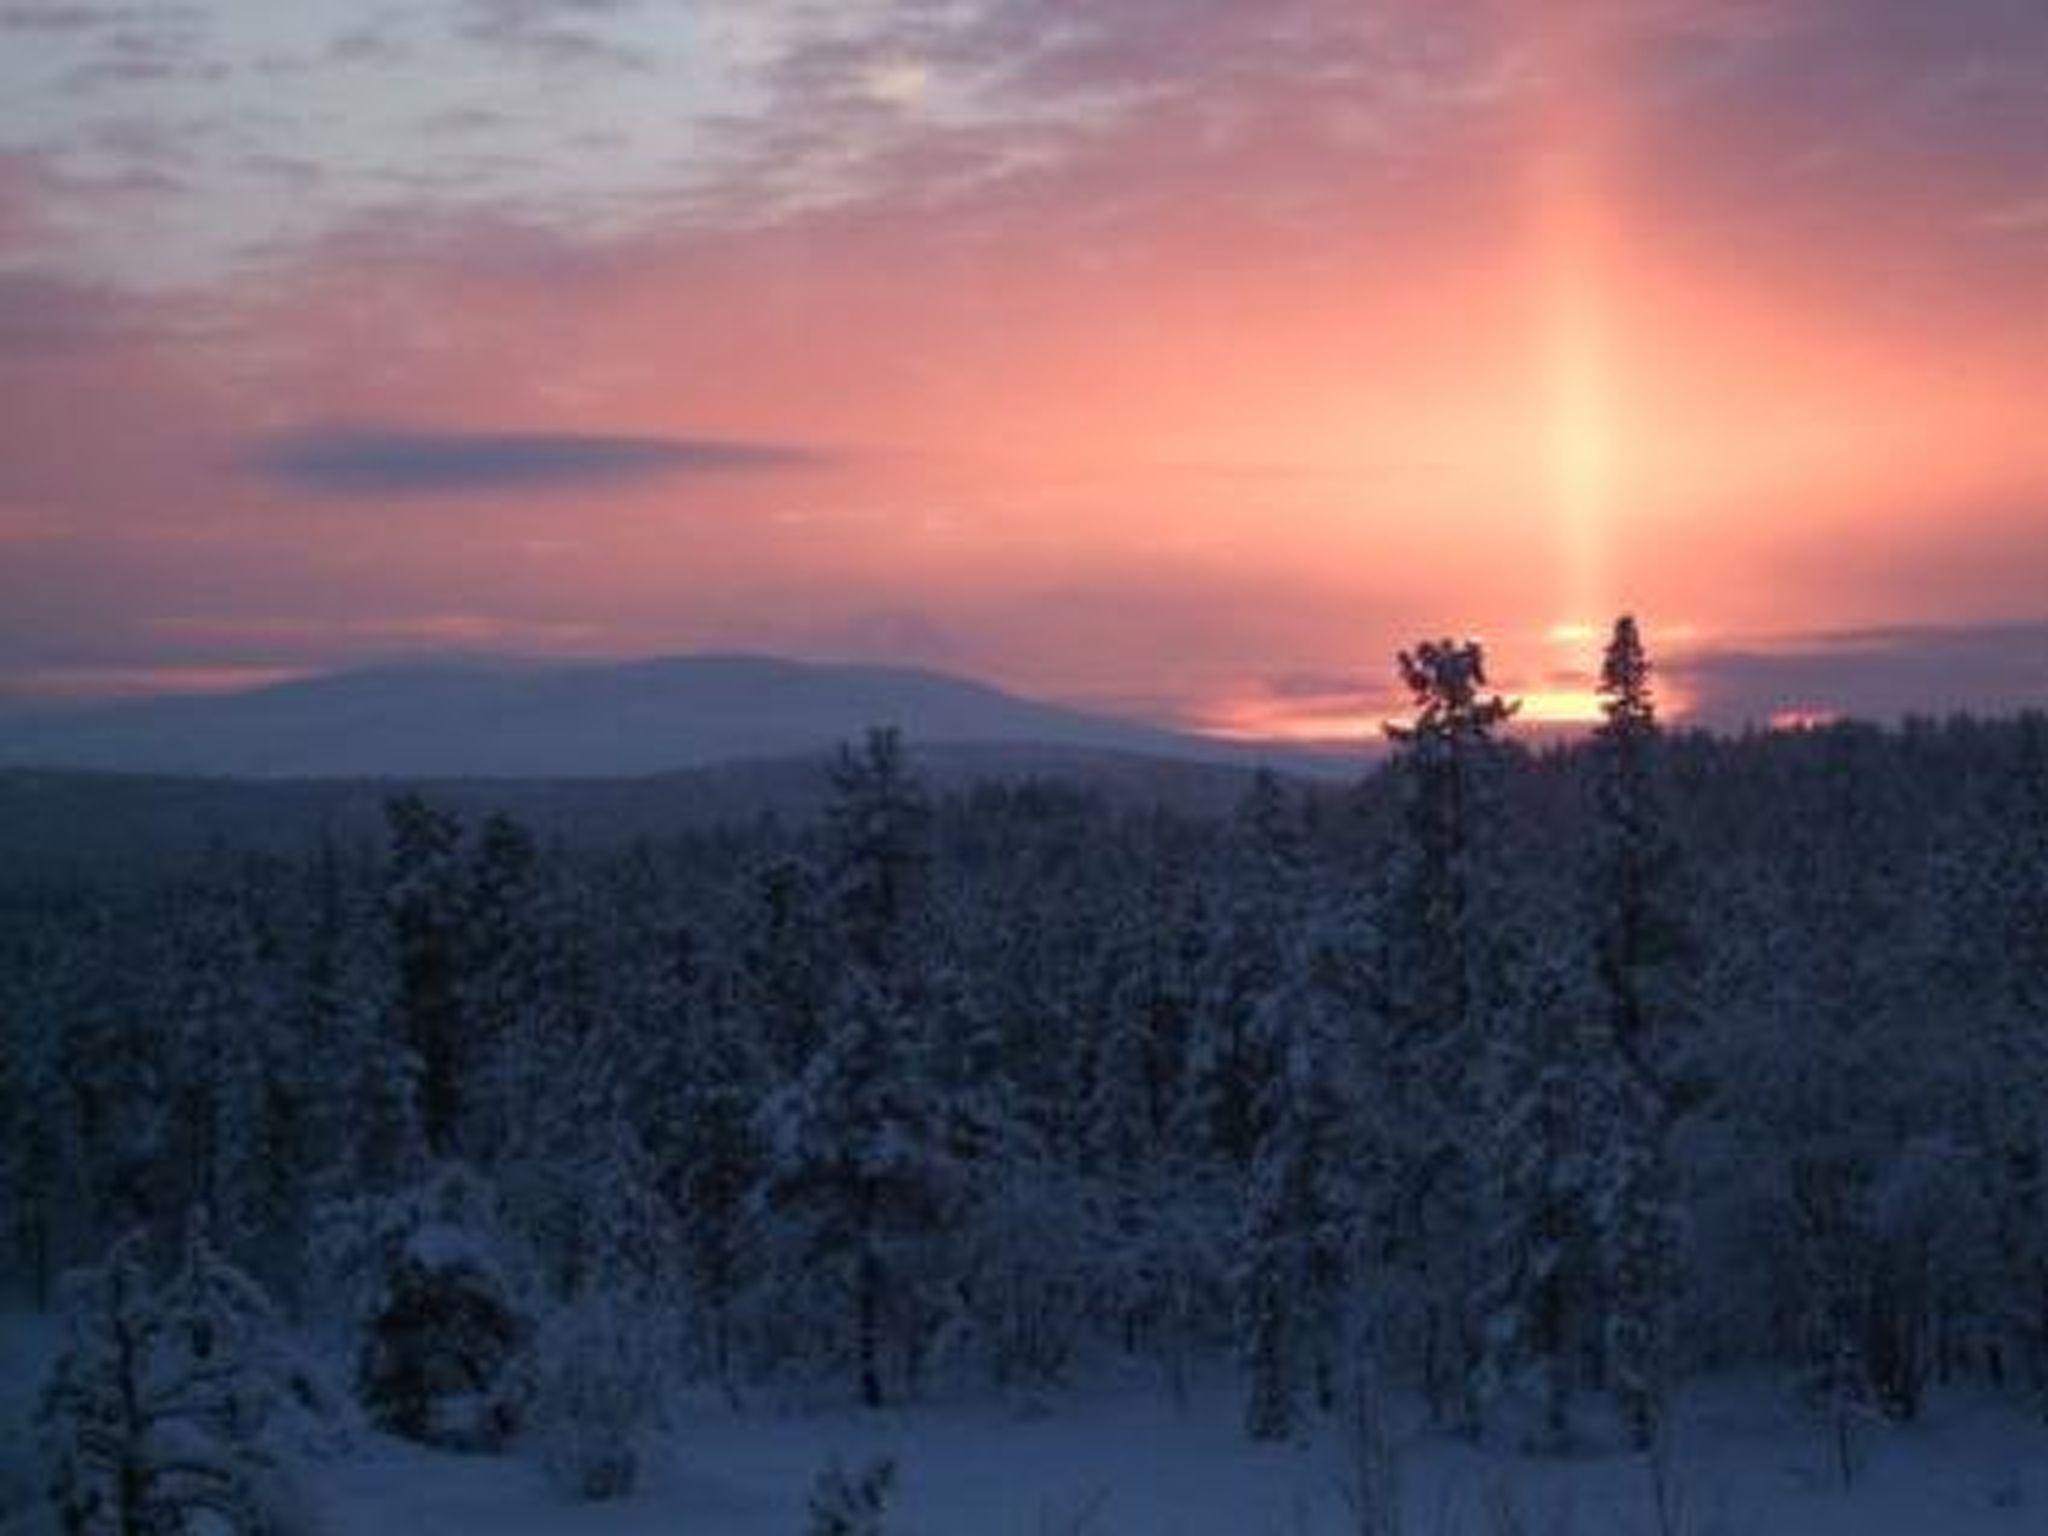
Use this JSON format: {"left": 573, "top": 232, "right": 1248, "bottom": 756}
{"left": 5, "top": 619, "right": 2048, "bottom": 1532}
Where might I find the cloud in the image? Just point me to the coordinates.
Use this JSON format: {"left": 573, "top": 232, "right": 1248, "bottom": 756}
{"left": 0, "top": 5, "right": 146, "bottom": 33}
{"left": 241, "top": 425, "right": 832, "bottom": 497}
{"left": 0, "top": 269, "right": 140, "bottom": 354}
{"left": 1672, "top": 622, "right": 2048, "bottom": 726}
{"left": 460, "top": 0, "right": 653, "bottom": 71}
{"left": 0, "top": 152, "right": 58, "bottom": 249}
{"left": 1262, "top": 670, "right": 1377, "bottom": 702}
{"left": 51, "top": 5, "right": 215, "bottom": 96}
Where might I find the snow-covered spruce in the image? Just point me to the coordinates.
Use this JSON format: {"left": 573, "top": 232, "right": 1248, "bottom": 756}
{"left": 38, "top": 1227, "right": 338, "bottom": 1535}
{"left": 314, "top": 1164, "right": 536, "bottom": 1452}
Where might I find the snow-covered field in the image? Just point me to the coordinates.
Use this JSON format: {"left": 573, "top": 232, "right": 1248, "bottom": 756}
{"left": 6, "top": 1307, "right": 2045, "bottom": 1535}
{"left": 312, "top": 1378, "right": 2047, "bottom": 1536}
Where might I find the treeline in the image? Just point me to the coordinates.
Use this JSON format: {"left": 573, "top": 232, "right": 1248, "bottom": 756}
{"left": 6, "top": 619, "right": 2048, "bottom": 1512}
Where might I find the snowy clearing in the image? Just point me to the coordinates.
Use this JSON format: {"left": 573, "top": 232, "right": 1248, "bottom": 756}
{"left": 300, "top": 1375, "right": 2047, "bottom": 1536}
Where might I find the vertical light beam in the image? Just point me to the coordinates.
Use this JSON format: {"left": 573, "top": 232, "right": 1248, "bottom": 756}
{"left": 1528, "top": 7, "right": 1619, "bottom": 634}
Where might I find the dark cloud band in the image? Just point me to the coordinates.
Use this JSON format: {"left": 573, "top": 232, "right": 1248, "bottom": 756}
{"left": 242, "top": 425, "right": 830, "bottom": 496}
{"left": 1673, "top": 622, "right": 2048, "bottom": 727}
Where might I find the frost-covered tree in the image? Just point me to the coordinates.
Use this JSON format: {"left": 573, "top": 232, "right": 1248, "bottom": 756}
{"left": 1239, "top": 992, "right": 1352, "bottom": 1440}
{"left": 156, "top": 870, "right": 309, "bottom": 1291}
{"left": 459, "top": 811, "right": 541, "bottom": 1165}
{"left": 756, "top": 978, "right": 964, "bottom": 1407}
{"left": 952, "top": 1122, "right": 1095, "bottom": 1393}
{"left": 383, "top": 795, "right": 469, "bottom": 1159}
{"left": 316, "top": 1165, "right": 535, "bottom": 1450}
{"left": 735, "top": 855, "right": 837, "bottom": 1076}
{"left": 39, "top": 1227, "right": 329, "bottom": 1536}
{"left": 828, "top": 727, "right": 931, "bottom": 977}
{"left": 1190, "top": 773, "right": 1298, "bottom": 1170}
{"left": 490, "top": 871, "right": 667, "bottom": 1303}
{"left": 1378, "top": 636, "right": 1519, "bottom": 1429}
{"left": 656, "top": 1003, "right": 765, "bottom": 1395}
{"left": 1585, "top": 615, "right": 1693, "bottom": 1446}
{"left": 1974, "top": 714, "right": 2048, "bottom": 1396}
{"left": 1474, "top": 940, "right": 1600, "bottom": 1449}
{"left": 0, "top": 978, "right": 65, "bottom": 1308}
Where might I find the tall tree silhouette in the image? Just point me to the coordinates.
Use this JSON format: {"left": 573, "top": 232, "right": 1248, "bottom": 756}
{"left": 1588, "top": 615, "right": 1691, "bottom": 1446}
{"left": 1380, "top": 637, "right": 1518, "bottom": 1429}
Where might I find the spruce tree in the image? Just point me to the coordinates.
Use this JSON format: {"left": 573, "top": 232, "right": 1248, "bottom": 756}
{"left": 756, "top": 976, "right": 963, "bottom": 1408}
{"left": 828, "top": 727, "right": 930, "bottom": 978}
{"left": 383, "top": 796, "right": 469, "bottom": 1160}
{"left": 1587, "top": 615, "right": 1690, "bottom": 1447}
{"left": 1475, "top": 937, "right": 1599, "bottom": 1449}
{"left": 460, "top": 812, "right": 542, "bottom": 1166}
{"left": 40, "top": 1227, "right": 322, "bottom": 1536}
{"left": 1379, "top": 637, "right": 1518, "bottom": 1430}
{"left": 1239, "top": 994, "right": 1352, "bottom": 1440}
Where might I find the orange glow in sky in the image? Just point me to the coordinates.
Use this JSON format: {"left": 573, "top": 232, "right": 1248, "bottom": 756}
{"left": 0, "top": 2, "right": 2043, "bottom": 731}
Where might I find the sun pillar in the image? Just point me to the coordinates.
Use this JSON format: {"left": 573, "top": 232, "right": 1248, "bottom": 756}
{"left": 1528, "top": 7, "right": 1620, "bottom": 637}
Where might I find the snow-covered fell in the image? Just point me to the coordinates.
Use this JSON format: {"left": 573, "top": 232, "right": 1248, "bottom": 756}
{"left": 0, "top": 654, "right": 1263, "bottom": 779}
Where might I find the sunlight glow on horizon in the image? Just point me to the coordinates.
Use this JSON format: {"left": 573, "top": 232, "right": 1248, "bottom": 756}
{"left": 1, "top": 4, "right": 2044, "bottom": 732}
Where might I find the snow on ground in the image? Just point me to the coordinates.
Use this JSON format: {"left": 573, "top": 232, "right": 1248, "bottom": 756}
{"left": 316, "top": 1372, "right": 2048, "bottom": 1536}
{"left": 0, "top": 1312, "right": 63, "bottom": 1534}
{"left": 4, "top": 1303, "right": 2043, "bottom": 1536}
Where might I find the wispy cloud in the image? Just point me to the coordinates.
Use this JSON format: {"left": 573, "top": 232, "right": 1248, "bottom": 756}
{"left": 0, "top": 268, "right": 142, "bottom": 353}
{"left": 242, "top": 425, "right": 833, "bottom": 497}
{"left": 460, "top": 0, "right": 654, "bottom": 72}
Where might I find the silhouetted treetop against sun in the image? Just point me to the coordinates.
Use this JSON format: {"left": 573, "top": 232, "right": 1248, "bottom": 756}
{"left": 1384, "top": 638, "right": 1521, "bottom": 750}
{"left": 1596, "top": 615, "right": 1657, "bottom": 738}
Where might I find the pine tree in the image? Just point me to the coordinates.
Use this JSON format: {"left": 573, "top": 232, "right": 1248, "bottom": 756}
{"left": 1378, "top": 636, "right": 1519, "bottom": 1430}
{"left": 736, "top": 855, "right": 835, "bottom": 1076}
{"left": 39, "top": 1227, "right": 323, "bottom": 1535}
{"left": 827, "top": 727, "right": 931, "bottom": 978}
{"left": 160, "top": 874, "right": 273, "bottom": 1268}
{"left": 1981, "top": 714, "right": 2048, "bottom": 1394}
{"left": 649, "top": 990, "right": 765, "bottom": 1396}
{"left": 756, "top": 977, "right": 963, "bottom": 1408}
{"left": 1475, "top": 939, "right": 1599, "bottom": 1449}
{"left": 1586, "top": 615, "right": 1691, "bottom": 1447}
{"left": 383, "top": 796, "right": 469, "bottom": 1160}
{"left": 0, "top": 975, "right": 64, "bottom": 1307}
{"left": 1239, "top": 992, "right": 1352, "bottom": 1440}
{"left": 1191, "top": 773, "right": 1297, "bottom": 1170}
{"left": 460, "top": 812, "right": 542, "bottom": 1165}
{"left": 491, "top": 869, "right": 640, "bottom": 1300}
{"left": 319, "top": 1165, "right": 536, "bottom": 1450}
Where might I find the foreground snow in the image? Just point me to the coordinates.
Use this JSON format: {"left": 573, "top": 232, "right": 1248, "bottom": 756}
{"left": 314, "top": 1374, "right": 2044, "bottom": 1536}
{"left": 4, "top": 1306, "right": 2041, "bottom": 1536}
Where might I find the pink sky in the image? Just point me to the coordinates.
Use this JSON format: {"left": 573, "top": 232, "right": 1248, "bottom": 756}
{"left": 1, "top": 0, "right": 2045, "bottom": 733}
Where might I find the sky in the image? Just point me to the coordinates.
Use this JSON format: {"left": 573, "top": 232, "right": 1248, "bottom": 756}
{"left": 0, "top": 0, "right": 2044, "bottom": 738}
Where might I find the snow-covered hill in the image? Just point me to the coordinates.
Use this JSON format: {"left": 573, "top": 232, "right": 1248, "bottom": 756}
{"left": 0, "top": 655, "right": 1296, "bottom": 779}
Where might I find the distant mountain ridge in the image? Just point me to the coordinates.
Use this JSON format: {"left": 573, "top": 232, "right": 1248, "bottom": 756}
{"left": 0, "top": 653, "right": 1319, "bottom": 780}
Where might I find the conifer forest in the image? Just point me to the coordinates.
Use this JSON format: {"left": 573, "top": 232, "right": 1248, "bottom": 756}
{"left": 7, "top": 624, "right": 2048, "bottom": 1531}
